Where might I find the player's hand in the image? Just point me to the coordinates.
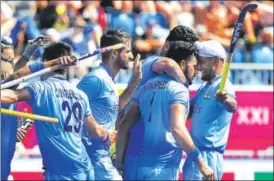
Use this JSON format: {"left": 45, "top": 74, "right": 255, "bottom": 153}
{"left": 216, "top": 91, "right": 237, "bottom": 112}
{"left": 16, "top": 118, "right": 34, "bottom": 142}
{"left": 23, "top": 36, "right": 52, "bottom": 59}
{"left": 56, "top": 55, "right": 78, "bottom": 67}
{"left": 27, "top": 36, "right": 52, "bottom": 48}
{"left": 197, "top": 158, "right": 216, "bottom": 180}
{"left": 109, "top": 130, "right": 117, "bottom": 145}
{"left": 131, "top": 53, "right": 142, "bottom": 84}
{"left": 17, "top": 128, "right": 27, "bottom": 142}
{"left": 215, "top": 91, "right": 229, "bottom": 104}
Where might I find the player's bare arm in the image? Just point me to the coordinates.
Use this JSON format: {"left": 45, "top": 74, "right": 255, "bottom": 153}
{"left": 170, "top": 103, "right": 216, "bottom": 181}
{"left": 84, "top": 114, "right": 109, "bottom": 141}
{"left": 152, "top": 57, "right": 187, "bottom": 84}
{"left": 116, "top": 102, "right": 141, "bottom": 168}
{"left": 1, "top": 88, "right": 31, "bottom": 104}
{"left": 3, "top": 56, "right": 77, "bottom": 84}
{"left": 119, "top": 54, "right": 142, "bottom": 112}
{"left": 216, "top": 91, "right": 237, "bottom": 113}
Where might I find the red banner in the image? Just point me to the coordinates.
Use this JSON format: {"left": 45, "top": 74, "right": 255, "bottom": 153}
{"left": 226, "top": 91, "right": 273, "bottom": 157}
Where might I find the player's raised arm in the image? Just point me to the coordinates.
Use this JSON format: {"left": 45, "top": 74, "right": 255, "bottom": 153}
{"left": 119, "top": 54, "right": 142, "bottom": 112}
{"left": 115, "top": 102, "right": 141, "bottom": 171}
{"left": 3, "top": 56, "right": 77, "bottom": 84}
{"left": 14, "top": 36, "right": 51, "bottom": 71}
{"left": 170, "top": 103, "right": 216, "bottom": 181}
{"left": 152, "top": 57, "right": 187, "bottom": 84}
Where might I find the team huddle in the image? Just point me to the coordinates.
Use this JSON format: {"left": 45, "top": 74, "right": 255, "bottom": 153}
{"left": 1, "top": 25, "right": 237, "bottom": 181}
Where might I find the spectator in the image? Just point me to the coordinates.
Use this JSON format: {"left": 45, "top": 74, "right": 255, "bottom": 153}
{"left": 134, "top": 18, "right": 165, "bottom": 59}
{"left": 177, "top": 1, "right": 195, "bottom": 29}
{"left": 61, "top": 17, "right": 89, "bottom": 56}
{"left": 81, "top": 1, "right": 103, "bottom": 46}
{"left": 155, "top": 0, "right": 181, "bottom": 29}
{"left": 112, "top": 0, "right": 134, "bottom": 13}
{"left": 38, "top": 4, "right": 58, "bottom": 30}
{"left": 194, "top": 0, "right": 232, "bottom": 48}
{"left": 133, "top": 1, "right": 156, "bottom": 14}
{"left": 1, "top": 1, "right": 16, "bottom": 36}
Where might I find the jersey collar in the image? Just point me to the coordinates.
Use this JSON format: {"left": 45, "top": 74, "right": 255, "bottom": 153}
{"left": 52, "top": 74, "right": 67, "bottom": 80}
{"left": 184, "top": 81, "right": 190, "bottom": 88}
{"left": 100, "top": 63, "right": 114, "bottom": 80}
{"left": 206, "top": 75, "right": 222, "bottom": 85}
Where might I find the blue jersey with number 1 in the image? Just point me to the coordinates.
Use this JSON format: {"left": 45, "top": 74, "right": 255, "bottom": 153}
{"left": 125, "top": 55, "right": 160, "bottom": 156}
{"left": 133, "top": 75, "right": 189, "bottom": 167}
{"left": 25, "top": 75, "right": 92, "bottom": 174}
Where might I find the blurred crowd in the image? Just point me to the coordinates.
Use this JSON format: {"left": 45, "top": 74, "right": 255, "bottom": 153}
{"left": 1, "top": 0, "right": 273, "bottom": 84}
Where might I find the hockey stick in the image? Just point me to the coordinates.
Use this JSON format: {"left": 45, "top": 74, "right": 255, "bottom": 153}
{"left": 218, "top": 3, "right": 257, "bottom": 91}
{"left": 1, "top": 43, "right": 125, "bottom": 89}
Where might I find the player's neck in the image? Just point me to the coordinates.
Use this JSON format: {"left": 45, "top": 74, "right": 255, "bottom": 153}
{"left": 216, "top": 65, "right": 223, "bottom": 76}
{"left": 101, "top": 61, "right": 119, "bottom": 79}
{"left": 41, "top": 72, "right": 66, "bottom": 80}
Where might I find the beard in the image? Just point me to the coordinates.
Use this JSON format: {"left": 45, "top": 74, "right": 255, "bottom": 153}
{"left": 184, "top": 65, "right": 193, "bottom": 85}
{"left": 119, "top": 59, "right": 130, "bottom": 70}
{"left": 201, "top": 70, "right": 215, "bottom": 81}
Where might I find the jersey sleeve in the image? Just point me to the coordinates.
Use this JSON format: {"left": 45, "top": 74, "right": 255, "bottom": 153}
{"left": 141, "top": 56, "right": 160, "bottom": 84}
{"left": 24, "top": 81, "right": 46, "bottom": 107}
{"left": 168, "top": 82, "right": 189, "bottom": 108}
{"left": 82, "top": 93, "right": 92, "bottom": 119}
{"left": 28, "top": 61, "right": 45, "bottom": 73}
{"left": 77, "top": 75, "right": 103, "bottom": 101}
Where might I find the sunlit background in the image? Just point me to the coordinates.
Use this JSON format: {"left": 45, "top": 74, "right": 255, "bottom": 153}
{"left": 1, "top": 0, "right": 273, "bottom": 180}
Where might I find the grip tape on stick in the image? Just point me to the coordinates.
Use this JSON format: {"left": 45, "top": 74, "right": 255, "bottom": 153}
{"left": 1, "top": 108, "right": 59, "bottom": 123}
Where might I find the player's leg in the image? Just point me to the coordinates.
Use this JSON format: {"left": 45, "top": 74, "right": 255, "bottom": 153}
{"left": 182, "top": 156, "right": 203, "bottom": 180}
{"left": 1, "top": 146, "right": 15, "bottom": 180}
{"left": 44, "top": 169, "right": 95, "bottom": 181}
{"left": 206, "top": 151, "right": 224, "bottom": 180}
{"left": 183, "top": 150, "right": 223, "bottom": 180}
{"left": 1, "top": 163, "right": 10, "bottom": 180}
{"left": 85, "top": 169, "right": 95, "bottom": 180}
{"left": 123, "top": 155, "right": 139, "bottom": 180}
{"left": 93, "top": 156, "right": 122, "bottom": 180}
{"left": 137, "top": 166, "right": 179, "bottom": 180}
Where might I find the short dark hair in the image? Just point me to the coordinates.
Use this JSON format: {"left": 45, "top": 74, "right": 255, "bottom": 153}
{"left": 42, "top": 42, "right": 72, "bottom": 74}
{"left": 100, "top": 29, "right": 131, "bottom": 48}
{"left": 165, "top": 25, "right": 199, "bottom": 43}
{"left": 42, "top": 42, "right": 72, "bottom": 61}
{"left": 165, "top": 41, "right": 197, "bottom": 64}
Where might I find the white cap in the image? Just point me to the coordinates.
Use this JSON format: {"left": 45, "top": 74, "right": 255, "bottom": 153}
{"left": 195, "top": 40, "right": 227, "bottom": 60}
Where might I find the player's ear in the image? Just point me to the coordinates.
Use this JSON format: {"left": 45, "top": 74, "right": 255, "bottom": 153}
{"left": 214, "top": 56, "right": 220, "bottom": 64}
{"left": 215, "top": 57, "right": 223, "bottom": 67}
{"left": 218, "top": 57, "right": 224, "bottom": 65}
{"left": 163, "top": 42, "right": 169, "bottom": 51}
{"left": 161, "top": 42, "right": 170, "bottom": 56}
{"left": 111, "top": 50, "right": 119, "bottom": 59}
{"left": 179, "top": 59, "right": 186, "bottom": 71}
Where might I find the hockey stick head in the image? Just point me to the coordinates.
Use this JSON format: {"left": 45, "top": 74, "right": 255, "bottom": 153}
{"left": 229, "top": 3, "right": 258, "bottom": 55}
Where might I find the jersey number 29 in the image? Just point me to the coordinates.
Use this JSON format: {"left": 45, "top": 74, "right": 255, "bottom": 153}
{"left": 62, "top": 100, "right": 82, "bottom": 133}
